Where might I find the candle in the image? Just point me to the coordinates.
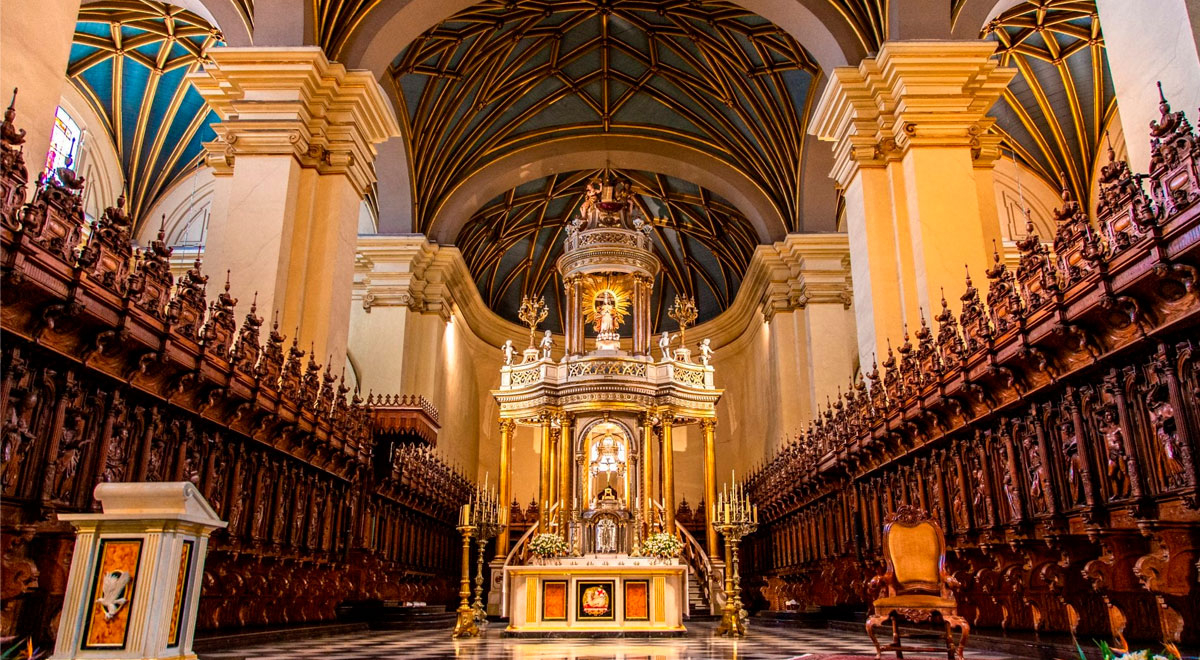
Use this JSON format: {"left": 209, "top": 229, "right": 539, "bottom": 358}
{"left": 753, "top": 504, "right": 758, "bottom": 525}
{"left": 464, "top": 503, "right": 471, "bottom": 527}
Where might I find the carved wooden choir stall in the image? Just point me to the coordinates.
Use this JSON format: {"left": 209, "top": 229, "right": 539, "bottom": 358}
{"left": 745, "top": 93, "right": 1200, "bottom": 650}
{"left": 0, "top": 93, "right": 471, "bottom": 646}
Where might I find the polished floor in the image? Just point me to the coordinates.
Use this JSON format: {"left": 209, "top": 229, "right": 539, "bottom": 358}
{"left": 200, "top": 620, "right": 1017, "bottom": 659}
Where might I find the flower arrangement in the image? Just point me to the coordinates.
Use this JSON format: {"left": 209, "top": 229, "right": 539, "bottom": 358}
{"left": 1078, "top": 639, "right": 1180, "bottom": 660}
{"left": 528, "top": 533, "right": 569, "bottom": 559}
{"left": 641, "top": 532, "right": 683, "bottom": 560}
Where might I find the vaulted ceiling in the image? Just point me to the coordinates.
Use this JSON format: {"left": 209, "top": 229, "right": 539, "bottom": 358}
{"left": 389, "top": 0, "right": 819, "bottom": 237}
{"left": 984, "top": 0, "right": 1116, "bottom": 203}
{"left": 69, "top": 0, "right": 222, "bottom": 224}
{"left": 458, "top": 169, "right": 758, "bottom": 332}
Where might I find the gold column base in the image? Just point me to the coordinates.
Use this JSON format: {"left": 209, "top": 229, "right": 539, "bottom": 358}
{"left": 452, "top": 604, "right": 479, "bottom": 638}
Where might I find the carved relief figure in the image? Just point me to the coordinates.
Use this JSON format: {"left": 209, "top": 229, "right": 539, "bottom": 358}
{"left": 0, "top": 416, "right": 32, "bottom": 494}
{"left": 1098, "top": 408, "right": 1130, "bottom": 498}
{"left": 1147, "top": 392, "right": 1184, "bottom": 481}
{"left": 1023, "top": 436, "right": 1048, "bottom": 515}
{"left": 53, "top": 423, "right": 91, "bottom": 501}
{"left": 103, "top": 425, "right": 130, "bottom": 483}
{"left": 1058, "top": 416, "right": 1086, "bottom": 505}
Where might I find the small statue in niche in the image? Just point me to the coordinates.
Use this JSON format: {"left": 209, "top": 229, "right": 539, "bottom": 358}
{"left": 1098, "top": 407, "right": 1130, "bottom": 498}
{"left": 502, "top": 339, "right": 516, "bottom": 366}
{"left": 658, "top": 331, "right": 675, "bottom": 361}
{"left": 0, "top": 415, "right": 33, "bottom": 494}
{"left": 596, "top": 517, "right": 618, "bottom": 553}
{"left": 699, "top": 338, "right": 713, "bottom": 366}
{"left": 1001, "top": 465, "right": 1020, "bottom": 520}
{"left": 539, "top": 329, "right": 554, "bottom": 360}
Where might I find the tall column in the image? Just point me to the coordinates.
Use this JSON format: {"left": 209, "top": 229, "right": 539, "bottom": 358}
{"left": 700, "top": 418, "right": 719, "bottom": 559}
{"left": 538, "top": 414, "right": 552, "bottom": 531}
{"left": 1096, "top": 0, "right": 1200, "bottom": 174}
{"left": 565, "top": 275, "right": 584, "bottom": 356}
{"left": 641, "top": 415, "right": 654, "bottom": 526}
{"left": 662, "top": 413, "right": 676, "bottom": 534}
{"left": 631, "top": 274, "right": 651, "bottom": 355}
{"left": 811, "top": 41, "right": 1013, "bottom": 362}
{"left": 189, "top": 47, "right": 400, "bottom": 365}
{"left": 559, "top": 415, "right": 573, "bottom": 529}
{"left": 495, "top": 419, "right": 514, "bottom": 559}
{"left": 0, "top": 0, "right": 81, "bottom": 185}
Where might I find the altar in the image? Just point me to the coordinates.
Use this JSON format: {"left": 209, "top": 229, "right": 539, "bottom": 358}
{"left": 503, "top": 557, "right": 687, "bottom": 635}
{"left": 486, "top": 172, "right": 725, "bottom": 637}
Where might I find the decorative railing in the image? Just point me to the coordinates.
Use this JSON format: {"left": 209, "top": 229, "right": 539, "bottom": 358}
{"left": 0, "top": 95, "right": 473, "bottom": 644}
{"left": 564, "top": 226, "right": 653, "bottom": 253}
{"left": 743, "top": 95, "right": 1200, "bottom": 648}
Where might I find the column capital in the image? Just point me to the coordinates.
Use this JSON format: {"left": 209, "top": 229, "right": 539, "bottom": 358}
{"left": 810, "top": 40, "right": 1015, "bottom": 187}
{"left": 189, "top": 46, "right": 401, "bottom": 196}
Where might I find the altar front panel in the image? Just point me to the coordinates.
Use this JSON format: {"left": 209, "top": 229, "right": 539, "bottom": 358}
{"left": 504, "top": 563, "right": 686, "bottom": 633}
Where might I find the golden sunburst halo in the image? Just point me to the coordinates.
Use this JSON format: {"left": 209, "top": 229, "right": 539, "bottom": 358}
{"left": 582, "top": 275, "right": 632, "bottom": 332}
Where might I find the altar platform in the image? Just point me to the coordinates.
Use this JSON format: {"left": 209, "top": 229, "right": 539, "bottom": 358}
{"left": 502, "top": 556, "right": 687, "bottom": 636}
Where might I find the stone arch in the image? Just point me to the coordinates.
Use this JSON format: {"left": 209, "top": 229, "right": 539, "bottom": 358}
{"left": 425, "top": 135, "right": 788, "bottom": 246}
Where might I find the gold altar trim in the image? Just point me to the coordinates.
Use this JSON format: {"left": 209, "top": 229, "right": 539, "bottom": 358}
{"left": 507, "top": 565, "right": 686, "bottom": 576}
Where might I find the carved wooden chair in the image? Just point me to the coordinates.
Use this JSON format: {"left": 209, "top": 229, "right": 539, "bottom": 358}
{"left": 866, "top": 505, "right": 969, "bottom": 660}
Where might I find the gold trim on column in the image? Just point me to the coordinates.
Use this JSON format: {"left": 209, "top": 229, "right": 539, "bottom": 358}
{"left": 496, "top": 419, "right": 515, "bottom": 559}
{"left": 641, "top": 415, "right": 653, "bottom": 527}
{"left": 560, "top": 414, "right": 573, "bottom": 529}
{"left": 662, "top": 413, "right": 676, "bottom": 534}
{"left": 539, "top": 414, "right": 552, "bottom": 531}
{"left": 701, "top": 418, "right": 719, "bottom": 559}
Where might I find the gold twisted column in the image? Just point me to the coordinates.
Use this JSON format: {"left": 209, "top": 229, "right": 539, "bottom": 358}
{"left": 496, "top": 419, "right": 515, "bottom": 559}
{"left": 701, "top": 418, "right": 719, "bottom": 559}
{"left": 662, "top": 413, "right": 676, "bottom": 534}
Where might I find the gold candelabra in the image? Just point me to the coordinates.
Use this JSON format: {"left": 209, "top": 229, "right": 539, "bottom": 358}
{"left": 452, "top": 508, "right": 477, "bottom": 638}
{"left": 470, "top": 477, "right": 503, "bottom": 628}
{"left": 668, "top": 295, "right": 697, "bottom": 347}
{"left": 712, "top": 470, "right": 758, "bottom": 637}
{"left": 518, "top": 295, "right": 548, "bottom": 348}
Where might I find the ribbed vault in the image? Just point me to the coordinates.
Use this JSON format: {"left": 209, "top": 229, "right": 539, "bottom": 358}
{"left": 390, "top": 0, "right": 819, "bottom": 236}
{"left": 458, "top": 169, "right": 758, "bottom": 333}
{"left": 984, "top": 0, "right": 1116, "bottom": 202}
{"left": 69, "top": 0, "right": 222, "bottom": 226}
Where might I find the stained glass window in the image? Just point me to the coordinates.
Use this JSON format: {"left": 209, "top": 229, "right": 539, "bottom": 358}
{"left": 45, "top": 106, "right": 81, "bottom": 174}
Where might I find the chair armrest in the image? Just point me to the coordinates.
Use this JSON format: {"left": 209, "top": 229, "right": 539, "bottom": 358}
{"left": 868, "top": 567, "right": 894, "bottom": 599}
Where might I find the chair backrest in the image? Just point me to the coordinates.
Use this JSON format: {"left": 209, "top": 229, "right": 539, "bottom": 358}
{"left": 882, "top": 506, "right": 946, "bottom": 593}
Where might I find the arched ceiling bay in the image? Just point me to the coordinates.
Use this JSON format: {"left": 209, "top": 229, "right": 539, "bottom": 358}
{"left": 984, "top": 0, "right": 1116, "bottom": 203}
{"left": 458, "top": 169, "right": 758, "bottom": 333}
{"left": 69, "top": 0, "right": 222, "bottom": 226}
{"left": 389, "top": 0, "right": 820, "bottom": 236}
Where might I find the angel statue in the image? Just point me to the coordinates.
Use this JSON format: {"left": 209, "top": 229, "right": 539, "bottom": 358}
{"left": 539, "top": 330, "right": 554, "bottom": 360}
{"left": 658, "top": 331, "right": 675, "bottom": 361}
{"left": 502, "top": 340, "right": 516, "bottom": 366}
{"left": 699, "top": 338, "right": 714, "bottom": 366}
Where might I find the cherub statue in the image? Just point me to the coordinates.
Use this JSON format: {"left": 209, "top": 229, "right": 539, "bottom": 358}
{"left": 658, "top": 331, "right": 675, "bottom": 361}
{"left": 539, "top": 329, "right": 553, "bottom": 360}
{"left": 698, "top": 338, "right": 713, "bottom": 366}
{"left": 502, "top": 340, "right": 516, "bottom": 366}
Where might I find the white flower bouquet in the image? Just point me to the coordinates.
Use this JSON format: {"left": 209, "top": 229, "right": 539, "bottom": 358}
{"left": 641, "top": 532, "right": 683, "bottom": 560}
{"left": 528, "top": 533, "right": 569, "bottom": 558}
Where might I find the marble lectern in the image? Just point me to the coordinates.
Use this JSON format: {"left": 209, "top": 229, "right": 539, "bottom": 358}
{"left": 52, "top": 482, "right": 226, "bottom": 660}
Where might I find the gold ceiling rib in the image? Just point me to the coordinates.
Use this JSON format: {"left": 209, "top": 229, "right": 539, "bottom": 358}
{"left": 457, "top": 168, "right": 757, "bottom": 332}
{"left": 69, "top": 1, "right": 222, "bottom": 226}
{"left": 827, "top": 0, "right": 887, "bottom": 53}
{"left": 985, "top": 0, "right": 1115, "bottom": 203}
{"left": 390, "top": 0, "right": 818, "bottom": 236}
{"left": 315, "top": 0, "right": 379, "bottom": 57}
